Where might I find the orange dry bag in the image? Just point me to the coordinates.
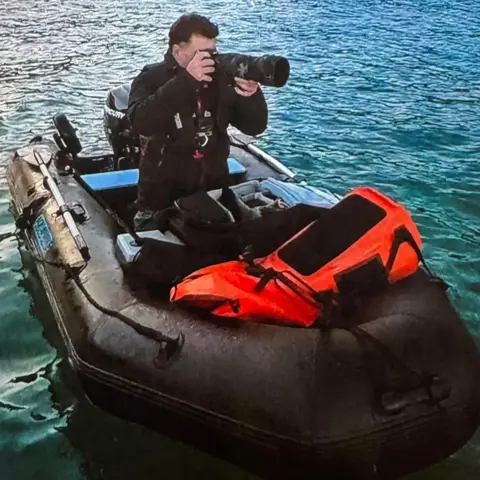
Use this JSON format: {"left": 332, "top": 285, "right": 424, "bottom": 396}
{"left": 170, "top": 187, "right": 426, "bottom": 326}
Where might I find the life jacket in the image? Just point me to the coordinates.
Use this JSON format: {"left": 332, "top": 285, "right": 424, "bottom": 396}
{"left": 170, "top": 187, "right": 426, "bottom": 327}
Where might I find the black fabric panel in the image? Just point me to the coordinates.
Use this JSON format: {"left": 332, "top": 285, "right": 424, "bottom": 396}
{"left": 335, "top": 255, "right": 389, "bottom": 296}
{"left": 240, "top": 204, "right": 329, "bottom": 258}
{"left": 277, "top": 195, "right": 387, "bottom": 276}
{"left": 219, "top": 187, "right": 243, "bottom": 221}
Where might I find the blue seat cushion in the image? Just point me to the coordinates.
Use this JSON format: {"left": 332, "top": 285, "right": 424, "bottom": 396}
{"left": 226, "top": 157, "right": 247, "bottom": 175}
{"left": 82, "top": 169, "right": 139, "bottom": 191}
{"left": 81, "top": 157, "right": 247, "bottom": 192}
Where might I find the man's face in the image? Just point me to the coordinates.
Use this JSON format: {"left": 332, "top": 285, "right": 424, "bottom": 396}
{"left": 173, "top": 34, "right": 217, "bottom": 67}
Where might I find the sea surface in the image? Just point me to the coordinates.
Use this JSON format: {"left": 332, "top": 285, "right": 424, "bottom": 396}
{"left": 1, "top": 0, "right": 479, "bottom": 478}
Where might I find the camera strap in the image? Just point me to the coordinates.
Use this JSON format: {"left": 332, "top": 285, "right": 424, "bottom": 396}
{"left": 193, "top": 87, "right": 214, "bottom": 159}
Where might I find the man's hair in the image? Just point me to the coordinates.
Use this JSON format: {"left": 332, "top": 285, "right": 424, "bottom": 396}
{"left": 168, "top": 13, "right": 219, "bottom": 48}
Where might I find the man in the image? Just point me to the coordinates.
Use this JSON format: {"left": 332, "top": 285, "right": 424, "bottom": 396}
{"left": 127, "top": 13, "right": 268, "bottom": 231}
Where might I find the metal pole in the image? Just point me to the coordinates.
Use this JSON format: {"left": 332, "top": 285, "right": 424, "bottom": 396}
{"left": 245, "top": 143, "right": 296, "bottom": 179}
{"left": 33, "top": 150, "right": 90, "bottom": 261}
{"left": 229, "top": 130, "right": 296, "bottom": 179}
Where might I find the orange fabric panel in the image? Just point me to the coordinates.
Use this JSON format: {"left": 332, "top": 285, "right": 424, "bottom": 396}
{"left": 170, "top": 187, "right": 422, "bottom": 327}
{"left": 260, "top": 187, "right": 422, "bottom": 293}
{"left": 171, "top": 262, "right": 319, "bottom": 326}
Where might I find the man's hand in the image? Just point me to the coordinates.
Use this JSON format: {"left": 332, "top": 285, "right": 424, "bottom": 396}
{"left": 186, "top": 51, "right": 215, "bottom": 82}
{"left": 234, "top": 77, "right": 259, "bottom": 97}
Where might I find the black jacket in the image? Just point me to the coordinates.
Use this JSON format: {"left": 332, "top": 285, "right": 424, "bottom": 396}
{"left": 127, "top": 51, "right": 268, "bottom": 212}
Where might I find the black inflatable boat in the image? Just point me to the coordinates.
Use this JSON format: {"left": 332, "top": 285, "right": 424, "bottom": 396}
{"left": 5, "top": 83, "right": 480, "bottom": 479}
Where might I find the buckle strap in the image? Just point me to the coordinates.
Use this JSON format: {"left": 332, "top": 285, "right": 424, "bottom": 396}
{"left": 387, "top": 226, "right": 449, "bottom": 291}
{"left": 243, "top": 260, "right": 322, "bottom": 310}
{"left": 249, "top": 266, "right": 278, "bottom": 293}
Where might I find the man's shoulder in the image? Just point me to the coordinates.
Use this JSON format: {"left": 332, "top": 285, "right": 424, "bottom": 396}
{"left": 129, "top": 60, "right": 176, "bottom": 96}
{"left": 135, "top": 61, "right": 171, "bottom": 80}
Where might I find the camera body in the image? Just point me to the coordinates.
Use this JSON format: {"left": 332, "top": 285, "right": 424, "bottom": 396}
{"left": 201, "top": 50, "right": 290, "bottom": 88}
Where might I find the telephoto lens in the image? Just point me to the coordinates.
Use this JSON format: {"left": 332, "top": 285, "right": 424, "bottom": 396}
{"left": 203, "top": 49, "right": 290, "bottom": 87}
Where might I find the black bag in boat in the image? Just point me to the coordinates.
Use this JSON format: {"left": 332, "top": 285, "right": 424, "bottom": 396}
{"left": 130, "top": 238, "right": 231, "bottom": 287}
{"left": 167, "top": 188, "right": 329, "bottom": 256}
{"left": 130, "top": 189, "right": 328, "bottom": 286}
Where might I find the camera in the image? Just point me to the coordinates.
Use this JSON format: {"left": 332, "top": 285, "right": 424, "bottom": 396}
{"left": 202, "top": 50, "right": 290, "bottom": 88}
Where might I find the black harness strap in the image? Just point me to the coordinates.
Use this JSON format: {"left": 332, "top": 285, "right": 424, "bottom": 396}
{"left": 387, "top": 226, "right": 425, "bottom": 274}
{"left": 0, "top": 230, "right": 19, "bottom": 243}
{"left": 348, "top": 325, "right": 448, "bottom": 414}
{"left": 386, "top": 225, "right": 449, "bottom": 290}
{"left": 242, "top": 249, "right": 323, "bottom": 310}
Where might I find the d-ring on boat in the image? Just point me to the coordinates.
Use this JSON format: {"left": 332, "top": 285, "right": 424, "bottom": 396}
{"left": 5, "top": 82, "right": 480, "bottom": 480}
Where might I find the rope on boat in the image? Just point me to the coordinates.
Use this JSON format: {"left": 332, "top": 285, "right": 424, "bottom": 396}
{"left": 1, "top": 229, "right": 184, "bottom": 365}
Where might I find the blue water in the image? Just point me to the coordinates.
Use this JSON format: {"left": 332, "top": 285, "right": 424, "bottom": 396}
{"left": 1, "top": 0, "right": 480, "bottom": 478}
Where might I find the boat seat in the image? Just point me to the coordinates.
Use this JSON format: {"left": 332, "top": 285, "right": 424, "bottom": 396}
{"left": 109, "top": 83, "right": 131, "bottom": 112}
{"left": 115, "top": 229, "right": 185, "bottom": 266}
{"left": 80, "top": 157, "right": 247, "bottom": 192}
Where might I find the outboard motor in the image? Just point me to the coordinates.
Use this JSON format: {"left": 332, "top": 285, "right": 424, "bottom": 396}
{"left": 103, "top": 83, "right": 140, "bottom": 169}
